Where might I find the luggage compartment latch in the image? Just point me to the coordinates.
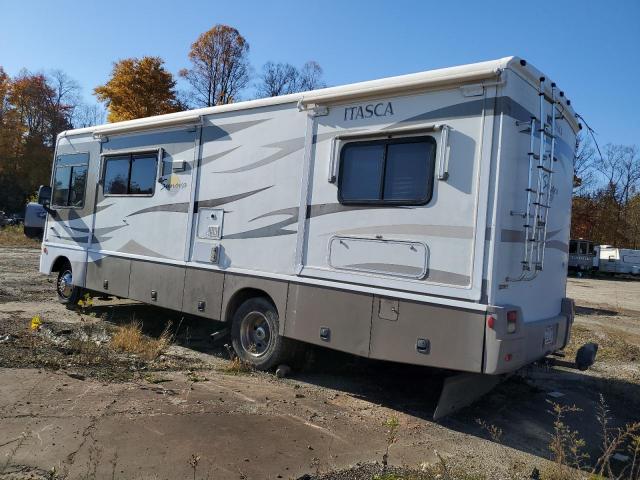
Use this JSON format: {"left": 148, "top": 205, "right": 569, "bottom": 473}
{"left": 416, "top": 338, "right": 430, "bottom": 354}
{"left": 319, "top": 327, "right": 331, "bottom": 342}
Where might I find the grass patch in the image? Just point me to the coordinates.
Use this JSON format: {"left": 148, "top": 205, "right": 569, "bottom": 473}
{"left": 0, "top": 225, "right": 39, "bottom": 248}
{"left": 186, "top": 370, "right": 208, "bottom": 383}
{"left": 220, "top": 356, "right": 253, "bottom": 376}
{"left": 110, "top": 321, "right": 172, "bottom": 361}
{"left": 144, "top": 373, "right": 171, "bottom": 384}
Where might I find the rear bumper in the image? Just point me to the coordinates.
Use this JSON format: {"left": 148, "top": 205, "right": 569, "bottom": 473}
{"left": 484, "top": 298, "right": 574, "bottom": 374}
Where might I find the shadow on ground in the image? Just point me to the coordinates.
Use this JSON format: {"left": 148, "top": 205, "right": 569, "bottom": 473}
{"left": 575, "top": 305, "right": 619, "bottom": 316}
{"left": 89, "top": 300, "right": 640, "bottom": 472}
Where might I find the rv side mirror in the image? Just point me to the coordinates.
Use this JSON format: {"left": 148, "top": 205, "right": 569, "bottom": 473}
{"left": 37, "top": 185, "right": 51, "bottom": 207}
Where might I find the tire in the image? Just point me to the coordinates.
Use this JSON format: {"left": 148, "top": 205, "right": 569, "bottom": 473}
{"left": 56, "top": 262, "right": 83, "bottom": 307}
{"left": 231, "top": 297, "right": 296, "bottom": 371}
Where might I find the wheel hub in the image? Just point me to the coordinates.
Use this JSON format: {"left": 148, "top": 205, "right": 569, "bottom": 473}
{"left": 58, "top": 270, "right": 73, "bottom": 299}
{"left": 239, "top": 311, "right": 271, "bottom": 357}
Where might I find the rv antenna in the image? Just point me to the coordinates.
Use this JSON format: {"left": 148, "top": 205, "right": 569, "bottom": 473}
{"left": 575, "top": 112, "right": 605, "bottom": 164}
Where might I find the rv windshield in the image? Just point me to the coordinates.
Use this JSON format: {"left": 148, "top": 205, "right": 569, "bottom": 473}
{"left": 51, "top": 153, "right": 89, "bottom": 208}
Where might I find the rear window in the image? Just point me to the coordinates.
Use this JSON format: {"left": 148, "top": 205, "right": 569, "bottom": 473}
{"left": 338, "top": 136, "right": 436, "bottom": 205}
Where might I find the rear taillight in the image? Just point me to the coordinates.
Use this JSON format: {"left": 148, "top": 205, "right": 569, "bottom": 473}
{"left": 487, "top": 315, "right": 496, "bottom": 329}
{"left": 507, "top": 310, "right": 517, "bottom": 333}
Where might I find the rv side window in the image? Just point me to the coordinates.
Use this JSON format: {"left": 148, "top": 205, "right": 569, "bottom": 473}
{"left": 51, "top": 153, "right": 89, "bottom": 208}
{"left": 338, "top": 136, "right": 436, "bottom": 205}
{"left": 104, "top": 153, "right": 157, "bottom": 196}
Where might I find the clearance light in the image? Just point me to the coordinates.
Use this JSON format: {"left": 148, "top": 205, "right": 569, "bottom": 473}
{"left": 487, "top": 315, "right": 496, "bottom": 329}
{"left": 507, "top": 310, "right": 517, "bottom": 333}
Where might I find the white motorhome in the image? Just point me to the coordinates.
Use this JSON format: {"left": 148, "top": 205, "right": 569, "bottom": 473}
{"left": 33, "top": 57, "right": 580, "bottom": 416}
{"left": 596, "top": 245, "right": 640, "bottom": 275}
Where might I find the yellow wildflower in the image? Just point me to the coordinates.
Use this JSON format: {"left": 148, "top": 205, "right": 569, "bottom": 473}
{"left": 30, "top": 315, "right": 42, "bottom": 331}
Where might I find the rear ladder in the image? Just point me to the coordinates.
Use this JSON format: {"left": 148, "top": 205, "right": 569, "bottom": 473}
{"left": 509, "top": 77, "right": 558, "bottom": 281}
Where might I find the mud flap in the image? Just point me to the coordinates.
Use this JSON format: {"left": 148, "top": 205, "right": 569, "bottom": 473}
{"left": 433, "top": 373, "right": 502, "bottom": 420}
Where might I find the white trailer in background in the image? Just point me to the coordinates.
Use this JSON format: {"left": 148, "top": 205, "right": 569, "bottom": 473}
{"left": 596, "top": 245, "right": 640, "bottom": 275}
{"left": 32, "top": 56, "right": 581, "bottom": 417}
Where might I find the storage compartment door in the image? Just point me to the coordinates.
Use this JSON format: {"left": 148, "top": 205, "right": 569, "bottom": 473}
{"left": 329, "top": 236, "right": 428, "bottom": 279}
{"left": 128, "top": 261, "right": 186, "bottom": 310}
{"left": 85, "top": 254, "right": 131, "bottom": 298}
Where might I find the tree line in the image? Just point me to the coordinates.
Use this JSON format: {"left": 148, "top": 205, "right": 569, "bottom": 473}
{"left": 4, "top": 22, "right": 638, "bottom": 252}
{"left": 96, "top": 25, "right": 325, "bottom": 122}
{"left": 571, "top": 136, "right": 640, "bottom": 249}
{"left": 0, "top": 24, "right": 325, "bottom": 213}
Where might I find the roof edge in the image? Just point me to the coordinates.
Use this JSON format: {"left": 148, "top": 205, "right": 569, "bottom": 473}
{"left": 60, "top": 57, "right": 515, "bottom": 138}
{"left": 60, "top": 56, "right": 580, "bottom": 137}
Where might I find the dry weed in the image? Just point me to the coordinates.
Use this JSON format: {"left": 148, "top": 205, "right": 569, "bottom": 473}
{"left": 0, "top": 225, "right": 39, "bottom": 247}
{"left": 220, "top": 355, "right": 253, "bottom": 375}
{"left": 110, "top": 321, "right": 172, "bottom": 361}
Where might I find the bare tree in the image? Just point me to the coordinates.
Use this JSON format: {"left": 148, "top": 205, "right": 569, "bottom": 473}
{"left": 596, "top": 143, "right": 640, "bottom": 204}
{"left": 180, "top": 25, "right": 250, "bottom": 107}
{"left": 617, "top": 145, "right": 640, "bottom": 205}
{"left": 73, "top": 103, "right": 106, "bottom": 128}
{"left": 255, "top": 60, "right": 326, "bottom": 98}
{"left": 298, "top": 61, "right": 325, "bottom": 91}
{"left": 256, "top": 62, "right": 298, "bottom": 97}
{"left": 47, "top": 70, "right": 81, "bottom": 139}
{"left": 573, "top": 133, "right": 596, "bottom": 194}
{"left": 587, "top": 143, "right": 640, "bottom": 246}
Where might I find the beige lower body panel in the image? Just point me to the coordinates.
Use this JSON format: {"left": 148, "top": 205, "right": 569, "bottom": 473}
{"left": 182, "top": 268, "right": 224, "bottom": 320}
{"left": 284, "top": 284, "right": 373, "bottom": 357}
{"left": 129, "top": 261, "right": 186, "bottom": 310}
{"left": 369, "top": 297, "right": 485, "bottom": 372}
{"left": 85, "top": 255, "right": 131, "bottom": 298}
{"left": 84, "top": 255, "right": 490, "bottom": 373}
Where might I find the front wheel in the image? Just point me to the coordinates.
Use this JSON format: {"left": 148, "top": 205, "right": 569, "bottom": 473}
{"left": 231, "top": 297, "right": 297, "bottom": 371}
{"left": 56, "top": 262, "right": 83, "bottom": 307}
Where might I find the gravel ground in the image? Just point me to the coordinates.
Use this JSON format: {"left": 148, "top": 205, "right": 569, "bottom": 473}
{"left": 0, "top": 248, "right": 639, "bottom": 479}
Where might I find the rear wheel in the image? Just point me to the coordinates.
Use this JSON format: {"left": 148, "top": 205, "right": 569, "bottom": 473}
{"left": 56, "top": 262, "right": 83, "bottom": 307}
{"left": 231, "top": 297, "right": 296, "bottom": 371}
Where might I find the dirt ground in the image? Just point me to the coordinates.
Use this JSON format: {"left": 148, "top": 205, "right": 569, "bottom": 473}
{"left": 0, "top": 247, "right": 639, "bottom": 480}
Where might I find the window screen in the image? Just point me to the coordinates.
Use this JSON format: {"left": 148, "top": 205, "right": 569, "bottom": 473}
{"left": 338, "top": 136, "right": 436, "bottom": 205}
{"left": 104, "top": 153, "right": 157, "bottom": 196}
{"left": 51, "top": 153, "right": 89, "bottom": 208}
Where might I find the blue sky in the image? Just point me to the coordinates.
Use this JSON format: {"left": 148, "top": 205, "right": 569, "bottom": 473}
{"left": 1, "top": 0, "right": 638, "bottom": 146}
